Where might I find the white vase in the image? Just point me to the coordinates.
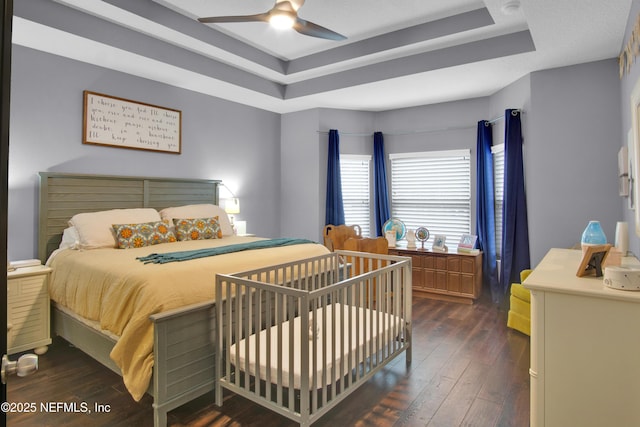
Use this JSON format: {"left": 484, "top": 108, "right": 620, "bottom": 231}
{"left": 615, "top": 221, "right": 629, "bottom": 255}
{"left": 385, "top": 230, "right": 396, "bottom": 248}
{"left": 406, "top": 229, "right": 416, "bottom": 249}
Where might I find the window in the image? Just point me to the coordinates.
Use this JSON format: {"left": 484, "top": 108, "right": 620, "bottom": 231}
{"left": 340, "top": 155, "right": 371, "bottom": 237}
{"left": 492, "top": 144, "right": 505, "bottom": 258}
{"left": 390, "top": 149, "right": 470, "bottom": 244}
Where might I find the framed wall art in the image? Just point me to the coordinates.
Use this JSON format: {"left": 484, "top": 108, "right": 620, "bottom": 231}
{"left": 83, "top": 90, "right": 182, "bottom": 154}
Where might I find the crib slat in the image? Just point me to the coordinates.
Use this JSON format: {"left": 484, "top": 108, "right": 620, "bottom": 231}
{"left": 264, "top": 289, "right": 272, "bottom": 402}
{"left": 287, "top": 294, "right": 296, "bottom": 412}
{"left": 243, "top": 285, "right": 251, "bottom": 392}
{"left": 276, "top": 292, "right": 283, "bottom": 406}
{"left": 347, "top": 286, "right": 353, "bottom": 386}
{"left": 309, "top": 297, "right": 316, "bottom": 413}
{"left": 225, "top": 281, "right": 234, "bottom": 389}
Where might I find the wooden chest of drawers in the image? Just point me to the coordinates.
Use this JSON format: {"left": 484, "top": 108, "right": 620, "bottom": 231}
{"left": 388, "top": 246, "right": 482, "bottom": 304}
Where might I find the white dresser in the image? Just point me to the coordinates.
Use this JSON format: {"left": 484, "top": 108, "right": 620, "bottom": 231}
{"left": 524, "top": 248, "right": 640, "bottom": 427}
{"left": 7, "top": 265, "right": 52, "bottom": 355}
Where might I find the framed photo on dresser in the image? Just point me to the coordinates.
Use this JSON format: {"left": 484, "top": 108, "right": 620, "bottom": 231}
{"left": 432, "top": 235, "right": 447, "bottom": 251}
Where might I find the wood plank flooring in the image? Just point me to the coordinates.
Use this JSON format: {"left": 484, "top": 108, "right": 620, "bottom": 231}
{"left": 7, "top": 291, "right": 530, "bottom": 426}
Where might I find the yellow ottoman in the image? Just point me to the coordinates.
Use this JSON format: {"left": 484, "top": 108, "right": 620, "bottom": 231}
{"left": 507, "top": 270, "right": 532, "bottom": 336}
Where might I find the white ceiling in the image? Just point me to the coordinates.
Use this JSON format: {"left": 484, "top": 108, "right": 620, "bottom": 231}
{"left": 12, "top": 0, "right": 633, "bottom": 113}
{"left": 160, "top": 0, "right": 487, "bottom": 60}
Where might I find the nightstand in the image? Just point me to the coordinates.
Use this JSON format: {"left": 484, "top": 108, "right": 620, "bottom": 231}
{"left": 7, "top": 265, "right": 52, "bottom": 355}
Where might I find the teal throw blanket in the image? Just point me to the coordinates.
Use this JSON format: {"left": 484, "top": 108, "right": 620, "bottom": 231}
{"left": 137, "top": 238, "right": 317, "bottom": 264}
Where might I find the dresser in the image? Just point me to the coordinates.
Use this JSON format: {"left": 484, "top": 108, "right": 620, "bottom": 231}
{"left": 388, "top": 244, "right": 482, "bottom": 304}
{"left": 524, "top": 248, "right": 640, "bottom": 427}
{"left": 7, "top": 265, "right": 52, "bottom": 355}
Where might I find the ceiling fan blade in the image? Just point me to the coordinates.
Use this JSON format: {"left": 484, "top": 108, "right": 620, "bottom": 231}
{"left": 293, "top": 18, "right": 346, "bottom": 41}
{"left": 198, "top": 13, "right": 270, "bottom": 24}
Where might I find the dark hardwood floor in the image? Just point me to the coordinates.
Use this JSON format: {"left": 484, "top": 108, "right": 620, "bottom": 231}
{"left": 7, "top": 291, "right": 530, "bottom": 426}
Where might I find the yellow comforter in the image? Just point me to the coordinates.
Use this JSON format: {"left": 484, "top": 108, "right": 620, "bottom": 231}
{"left": 48, "top": 236, "right": 330, "bottom": 401}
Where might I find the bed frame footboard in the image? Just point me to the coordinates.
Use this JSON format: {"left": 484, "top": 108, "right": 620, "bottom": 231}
{"left": 53, "top": 301, "right": 217, "bottom": 427}
{"left": 215, "top": 251, "right": 412, "bottom": 426}
{"left": 149, "top": 301, "right": 216, "bottom": 427}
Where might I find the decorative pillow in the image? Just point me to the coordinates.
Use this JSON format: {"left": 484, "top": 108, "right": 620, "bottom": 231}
{"left": 160, "top": 204, "right": 233, "bottom": 236}
{"left": 112, "top": 220, "right": 177, "bottom": 249}
{"left": 69, "top": 208, "right": 162, "bottom": 249}
{"left": 173, "top": 216, "right": 222, "bottom": 241}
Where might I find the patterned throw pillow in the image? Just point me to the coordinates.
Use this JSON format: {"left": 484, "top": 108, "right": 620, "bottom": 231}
{"left": 173, "top": 216, "right": 222, "bottom": 241}
{"left": 112, "top": 220, "right": 177, "bottom": 249}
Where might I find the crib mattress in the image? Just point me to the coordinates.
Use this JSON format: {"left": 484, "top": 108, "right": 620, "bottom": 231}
{"left": 228, "top": 303, "right": 403, "bottom": 389}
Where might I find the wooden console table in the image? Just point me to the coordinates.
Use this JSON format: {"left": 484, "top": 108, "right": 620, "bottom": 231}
{"left": 388, "top": 244, "right": 482, "bottom": 304}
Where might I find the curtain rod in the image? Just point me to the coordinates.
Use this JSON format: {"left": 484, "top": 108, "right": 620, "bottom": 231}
{"left": 316, "top": 126, "right": 473, "bottom": 137}
{"left": 486, "top": 109, "right": 522, "bottom": 125}
{"left": 316, "top": 110, "right": 522, "bottom": 137}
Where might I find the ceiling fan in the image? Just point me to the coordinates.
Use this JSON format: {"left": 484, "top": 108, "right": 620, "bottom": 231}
{"left": 197, "top": 0, "right": 347, "bottom": 41}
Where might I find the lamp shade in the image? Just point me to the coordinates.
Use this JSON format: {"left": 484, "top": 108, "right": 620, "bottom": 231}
{"left": 224, "top": 198, "right": 240, "bottom": 215}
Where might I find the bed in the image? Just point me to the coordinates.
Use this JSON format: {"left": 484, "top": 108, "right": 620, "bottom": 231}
{"left": 38, "top": 172, "right": 330, "bottom": 427}
{"left": 215, "top": 251, "right": 412, "bottom": 426}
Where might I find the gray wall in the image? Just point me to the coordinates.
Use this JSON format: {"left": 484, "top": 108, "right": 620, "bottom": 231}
{"left": 375, "top": 60, "right": 621, "bottom": 267}
{"left": 527, "top": 60, "right": 622, "bottom": 265}
{"left": 280, "top": 59, "right": 622, "bottom": 268}
{"left": 488, "top": 61, "right": 625, "bottom": 267}
{"left": 9, "top": 46, "right": 282, "bottom": 260}
{"left": 280, "top": 109, "right": 322, "bottom": 241}
{"left": 375, "top": 97, "right": 488, "bottom": 237}
{"left": 280, "top": 108, "right": 376, "bottom": 242}
{"left": 9, "top": 41, "right": 627, "bottom": 270}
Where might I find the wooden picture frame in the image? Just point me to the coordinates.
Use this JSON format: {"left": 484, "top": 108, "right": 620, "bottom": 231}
{"left": 576, "top": 244, "right": 611, "bottom": 277}
{"left": 83, "top": 90, "right": 181, "bottom": 154}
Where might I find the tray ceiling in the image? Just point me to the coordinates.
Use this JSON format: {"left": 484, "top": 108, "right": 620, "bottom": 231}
{"left": 12, "top": 0, "right": 633, "bottom": 113}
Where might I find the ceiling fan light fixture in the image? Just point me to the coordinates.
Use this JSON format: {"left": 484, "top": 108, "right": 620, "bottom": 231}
{"left": 197, "top": 0, "right": 346, "bottom": 40}
{"left": 269, "top": 11, "right": 295, "bottom": 29}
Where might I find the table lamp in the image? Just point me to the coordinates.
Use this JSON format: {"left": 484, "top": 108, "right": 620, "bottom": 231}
{"left": 224, "top": 198, "right": 240, "bottom": 232}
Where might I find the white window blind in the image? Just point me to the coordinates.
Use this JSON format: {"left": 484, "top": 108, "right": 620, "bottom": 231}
{"left": 390, "top": 149, "right": 470, "bottom": 244}
{"left": 340, "top": 155, "right": 371, "bottom": 237}
{"left": 492, "top": 144, "right": 504, "bottom": 258}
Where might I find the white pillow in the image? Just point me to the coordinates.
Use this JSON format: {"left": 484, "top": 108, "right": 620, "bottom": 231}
{"left": 68, "top": 208, "right": 161, "bottom": 249}
{"left": 159, "top": 204, "right": 233, "bottom": 236}
{"left": 59, "top": 226, "right": 80, "bottom": 250}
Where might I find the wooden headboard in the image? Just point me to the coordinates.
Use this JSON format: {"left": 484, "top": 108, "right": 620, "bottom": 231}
{"left": 38, "top": 172, "right": 221, "bottom": 262}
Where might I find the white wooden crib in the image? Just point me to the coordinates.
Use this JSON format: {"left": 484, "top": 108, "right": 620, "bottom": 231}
{"left": 214, "top": 250, "right": 412, "bottom": 426}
